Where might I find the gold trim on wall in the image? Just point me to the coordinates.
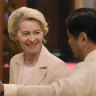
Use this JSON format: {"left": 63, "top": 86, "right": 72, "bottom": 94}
{"left": 74, "top": 0, "right": 83, "bottom": 9}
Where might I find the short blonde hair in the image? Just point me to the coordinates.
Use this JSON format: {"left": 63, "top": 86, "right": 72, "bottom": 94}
{"left": 8, "top": 7, "right": 48, "bottom": 43}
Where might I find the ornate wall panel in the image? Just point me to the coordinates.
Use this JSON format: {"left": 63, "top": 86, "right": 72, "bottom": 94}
{"left": 3, "top": 0, "right": 27, "bottom": 83}
{"left": 0, "top": 0, "right": 4, "bottom": 81}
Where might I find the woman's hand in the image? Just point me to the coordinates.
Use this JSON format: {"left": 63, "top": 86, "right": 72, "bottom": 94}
{"left": 0, "top": 80, "right": 4, "bottom": 92}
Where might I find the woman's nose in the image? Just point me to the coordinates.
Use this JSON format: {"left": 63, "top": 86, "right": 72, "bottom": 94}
{"left": 28, "top": 34, "right": 35, "bottom": 41}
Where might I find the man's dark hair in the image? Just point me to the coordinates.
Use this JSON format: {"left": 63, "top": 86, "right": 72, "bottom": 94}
{"left": 65, "top": 8, "right": 96, "bottom": 43}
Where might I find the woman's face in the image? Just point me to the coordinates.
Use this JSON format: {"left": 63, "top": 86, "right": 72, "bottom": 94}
{"left": 15, "top": 20, "right": 44, "bottom": 55}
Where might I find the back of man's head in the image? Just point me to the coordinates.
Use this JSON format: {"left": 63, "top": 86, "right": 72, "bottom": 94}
{"left": 65, "top": 8, "right": 96, "bottom": 44}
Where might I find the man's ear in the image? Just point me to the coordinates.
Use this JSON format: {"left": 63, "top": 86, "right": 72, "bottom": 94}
{"left": 80, "top": 32, "right": 88, "bottom": 46}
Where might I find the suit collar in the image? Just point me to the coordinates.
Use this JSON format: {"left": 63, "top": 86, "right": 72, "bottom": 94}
{"left": 16, "top": 45, "right": 49, "bottom": 68}
{"left": 16, "top": 52, "right": 24, "bottom": 66}
{"left": 84, "top": 49, "right": 96, "bottom": 61}
{"left": 35, "top": 44, "right": 48, "bottom": 68}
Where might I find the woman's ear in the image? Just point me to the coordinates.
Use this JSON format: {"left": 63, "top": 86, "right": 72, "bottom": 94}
{"left": 14, "top": 35, "right": 18, "bottom": 41}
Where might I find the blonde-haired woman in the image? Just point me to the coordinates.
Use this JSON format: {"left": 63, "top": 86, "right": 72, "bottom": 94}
{"left": 8, "top": 7, "right": 68, "bottom": 85}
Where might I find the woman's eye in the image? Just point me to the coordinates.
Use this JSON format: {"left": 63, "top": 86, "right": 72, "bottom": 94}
{"left": 22, "top": 32, "right": 30, "bottom": 36}
{"left": 35, "top": 31, "right": 40, "bottom": 34}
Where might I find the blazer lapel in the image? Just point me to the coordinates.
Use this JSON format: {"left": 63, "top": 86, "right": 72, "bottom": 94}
{"left": 15, "top": 53, "right": 24, "bottom": 84}
{"left": 24, "top": 45, "right": 48, "bottom": 85}
{"left": 16, "top": 45, "right": 49, "bottom": 85}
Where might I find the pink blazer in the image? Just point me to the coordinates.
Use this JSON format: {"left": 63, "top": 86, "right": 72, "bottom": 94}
{"left": 9, "top": 45, "right": 68, "bottom": 85}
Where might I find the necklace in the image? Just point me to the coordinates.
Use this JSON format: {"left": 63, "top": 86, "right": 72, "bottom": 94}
{"left": 24, "top": 55, "right": 38, "bottom": 65}
{"left": 24, "top": 61, "right": 35, "bottom": 64}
